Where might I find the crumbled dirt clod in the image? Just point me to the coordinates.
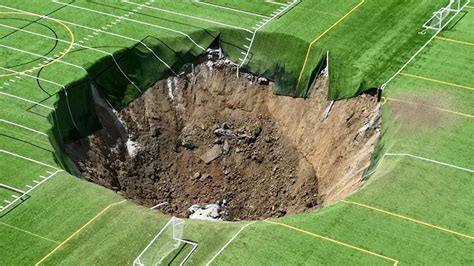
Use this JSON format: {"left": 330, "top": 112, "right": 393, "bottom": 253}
{"left": 67, "top": 54, "right": 380, "bottom": 221}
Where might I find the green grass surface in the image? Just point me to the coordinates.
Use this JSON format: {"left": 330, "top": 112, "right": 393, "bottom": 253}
{"left": 0, "top": 0, "right": 473, "bottom": 265}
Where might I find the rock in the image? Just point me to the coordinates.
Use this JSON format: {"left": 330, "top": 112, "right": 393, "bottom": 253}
{"left": 126, "top": 138, "right": 140, "bottom": 157}
{"left": 200, "top": 145, "right": 222, "bottom": 164}
{"left": 188, "top": 203, "right": 222, "bottom": 220}
{"left": 188, "top": 204, "right": 201, "bottom": 214}
{"left": 258, "top": 77, "right": 269, "bottom": 85}
{"left": 200, "top": 173, "right": 211, "bottom": 181}
{"left": 193, "top": 172, "right": 201, "bottom": 179}
{"left": 223, "top": 139, "right": 230, "bottom": 155}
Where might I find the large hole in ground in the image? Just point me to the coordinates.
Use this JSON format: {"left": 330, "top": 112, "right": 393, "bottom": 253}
{"left": 66, "top": 53, "right": 380, "bottom": 221}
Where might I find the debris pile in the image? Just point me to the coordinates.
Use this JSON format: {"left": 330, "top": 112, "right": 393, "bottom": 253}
{"left": 67, "top": 52, "right": 379, "bottom": 221}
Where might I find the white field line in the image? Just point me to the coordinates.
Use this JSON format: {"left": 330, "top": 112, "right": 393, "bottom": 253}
{"left": 265, "top": 1, "right": 287, "bottom": 6}
{"left": 134, "top": 218, "right": 175, "bottom": 264}
{"left": 0, "top": 170, "right": 62, "bottom": 214}
{"left": 0, "top": 149, "right": 59, "bottom": 170}
{"left": 364, "top": 152, "right": 474, "bottom": 178}
{"left": 0, "top": 91, "right": 53, "bottom": 110}
{"left": 239, "top": 0, "right": 298, "bottom": 67}
{"left": 67, "top": 0, "right": 149, "bottom": 92}
{"left": 177, "top": 239, "right": 198, "bottom": 266}
{"left": 380, "top": 0, "right": 470, "bottom": 90}
{"left": 150, "top": 202, "right": 167, "bottom": 209}
{"left": 0, "top": 221, "right": 59, "bottom": 244}
{"left": 52, "top": 0, "right": 206, "bottom": 51}
{"left": 0, "top": 43, "right": 87, "bottom": 74}
{"left": 0, "top": 36, "right": 134, "bottom": 118}
{"left": 0, "top": 65, "right": 79, "bottom": 131}
{"left": 0, "top": 4, "right": 177, "bottom": 76}
{"left": 385, "top": 153, "right": 474, "bottom": 173}
{"left": 193, "top": 1, "right": 271, "bottom": 19}
{"left": 206, "top": 221, "right": 255, "bottom": 266}
{"left": 0, "top": 119, "right": 47, "bottom": 136}
{"left": 0, "top": 32, "right": 141, "bottom": 94}
{"left": 0, "top": 183, "right": 26, "bottom": 194}
{"left": 123, "top": 0, "right": 253, "bottom": 33}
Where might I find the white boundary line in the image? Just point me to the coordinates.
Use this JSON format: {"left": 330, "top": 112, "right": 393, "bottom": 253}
{"left": 150, "top": 202, "right": 167, "bottom": 209}
{"left": 385, "top": 153, "right": 474, "bottom": 173}
{"left": 0, "top": 4, "right": 177, "bottom": 76}
{"left": 0, "top": 91, "right": 53, "bottom": 110}
{"left": 0, "top": 65, "right": 80, "bottom": 131}
{"left": 364, "top": 0, "right": 472, "bottom": 179}
{"left": 364, "top": 152, "right": 474, "bottom": 178}
{"left": 177, "top": 239, "right": 198, "bottom": 266}
{"left": 206, "top": 221, "right": 255, "bottom": 265}
{"left": 134, "top": 217, "right": 198, "bottom": 266}
{"left": 0, "top": 149, "right": 59, "bottom": 169}
{"left": 123, "top": 0, "right": 253, "bottom": 33}
{"left": 52, "top": 0, "right": 206, "bottom": 51}
{"left": 0, "top": 32, "right": 141, "bottom": 94}
{"left": 193, "top": 1, "right": 271, "bottom": 19}
{"left": 380, "top": 0, "right": 470, "bottom": 90}
{"left": 238, "top": 0, "right": 298, "bottom": 67}
{"left": 0, "top": 183, "right": 26, "bottom": 194}
{"left": 0, "top": 169, "right": 62, "bottom": 213}
{"left": 265, "top": 1, "right": 287, "bottom": 7}
{"left": 0, "top": 43, "right": 88, "bottom": 74}
{"left": 134, "top": 218, "right": 174, "bottom": 265}
{"left": 0, "top": 46, "right": 132, "bottom": 128}
{"left": 0, "top": 119, "right": 47, "bottom": 136}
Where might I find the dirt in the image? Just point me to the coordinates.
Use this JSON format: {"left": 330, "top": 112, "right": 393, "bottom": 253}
{"left": 66, "top": 52, "right": 380, "bottom": 221}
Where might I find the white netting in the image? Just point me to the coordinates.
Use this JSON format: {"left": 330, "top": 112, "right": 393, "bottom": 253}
{"left": 134, "top": 217, "right": 185, "bottom": 266}
{"left": 424, "top": 0, "right": 465, "bottom": 30}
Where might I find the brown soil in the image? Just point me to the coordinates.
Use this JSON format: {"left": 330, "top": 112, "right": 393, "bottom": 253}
{"left": 66, "top": 55, "right": 380, "bottom": 221}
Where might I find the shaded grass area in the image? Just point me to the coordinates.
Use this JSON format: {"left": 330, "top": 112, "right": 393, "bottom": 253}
{"left": 215, "top": 5, "right": 474, "bottom": 265}
{"left": 0, "top": 0, "right": 449, "bottom": 99}
{"left": 0, "top": 0, "right": 473, "bottom": 265}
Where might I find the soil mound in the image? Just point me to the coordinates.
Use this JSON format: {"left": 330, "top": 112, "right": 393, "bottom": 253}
{"left": 66, "top": 54, "right": 380, "bottom": 221}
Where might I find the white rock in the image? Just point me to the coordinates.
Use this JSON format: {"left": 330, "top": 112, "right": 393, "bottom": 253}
{"left": 188, "top": 203, "right": 222, "bottom": 221}
{"left": 126, "top": 138, "right": 140, "bottom": 157}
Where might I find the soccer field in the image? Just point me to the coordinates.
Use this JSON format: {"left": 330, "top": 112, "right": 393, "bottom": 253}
{"left": 0, "top": 0, "right": 473, "bottom": 265}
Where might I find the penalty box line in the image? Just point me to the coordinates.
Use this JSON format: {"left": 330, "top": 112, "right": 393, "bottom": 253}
{"left": 342, "top": 200, "right": 474, "bottom": 241}
{"left": 35, "top": 199, "right": 126, "bottom": 266}
{"left": 264, "top": 220, "right": 399, "bottom": 265}
{"left": 364, "top": 152, "right": 474, "bottom": 180}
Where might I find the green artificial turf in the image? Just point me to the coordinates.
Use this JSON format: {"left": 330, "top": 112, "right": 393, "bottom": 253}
{"left": 0, "top": 1, "right": 473, "bottom": 265}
